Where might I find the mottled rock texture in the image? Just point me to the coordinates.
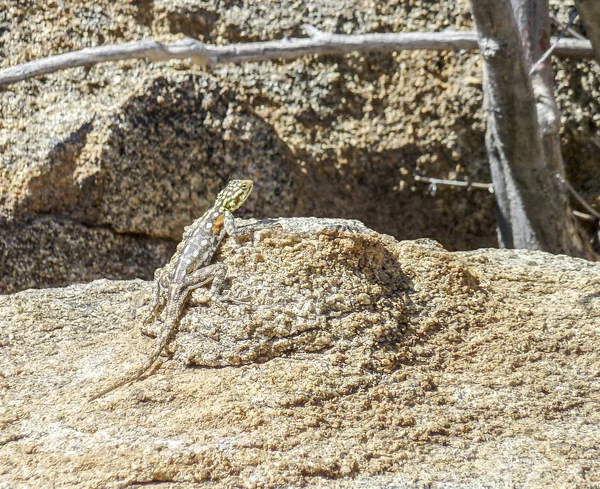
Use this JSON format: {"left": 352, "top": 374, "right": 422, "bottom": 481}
{"left": 2, "top": 1, "right": 598, "bottom": 292}
{"left": 0, "top": 215, "right": 175, "bottom": 294}
{"left": 1, "top": 219, "right": 599, "bottom": 488}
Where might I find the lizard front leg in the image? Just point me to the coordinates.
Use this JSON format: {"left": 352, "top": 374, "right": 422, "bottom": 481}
{"left": 227, "top": 216, "right": 283, "bottom": 240}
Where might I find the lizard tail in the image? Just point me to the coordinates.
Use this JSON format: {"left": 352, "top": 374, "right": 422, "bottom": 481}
{"left": 89, "top": 302, "right": 183, "bottom": 401}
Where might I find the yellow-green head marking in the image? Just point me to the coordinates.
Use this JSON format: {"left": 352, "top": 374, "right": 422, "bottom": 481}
{"left": 216, "top": 179, "right": 253, "bottom": 212}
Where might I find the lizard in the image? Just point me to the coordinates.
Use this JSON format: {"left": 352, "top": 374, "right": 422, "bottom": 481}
{"left": 90, "top": 179, "right": 254, "bottom": 400}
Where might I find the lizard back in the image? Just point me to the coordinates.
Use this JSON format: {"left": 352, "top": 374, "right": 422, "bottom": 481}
{"left": 169, "top": 179, "right": 254, "bottom": 282}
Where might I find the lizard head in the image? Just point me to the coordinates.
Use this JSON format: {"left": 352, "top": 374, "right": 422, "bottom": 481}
{"left": 217, "top": 179, "right": 254, "bottom": 212}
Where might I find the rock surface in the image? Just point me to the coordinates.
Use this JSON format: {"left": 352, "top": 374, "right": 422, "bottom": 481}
{"left": 2, "top": 0, "right": 599, "bottom": 292}
{"left": 1, "top": 219, "right": 599, "bottom": 488}
{"left": 0, "top": 215, "right": 175, "bottom": 294}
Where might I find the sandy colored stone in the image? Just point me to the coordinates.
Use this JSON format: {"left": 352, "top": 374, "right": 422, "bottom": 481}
{"left": 1, "top": 1, "right": 599, "bottom": 293}
{"left": 0, "top": 72, "right": 299, "bottom": 238}
{"left": 1, "top": 219, "right": 598, "bottom": 488}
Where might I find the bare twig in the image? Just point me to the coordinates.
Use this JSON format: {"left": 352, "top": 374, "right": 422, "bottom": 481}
{"left": 413, "top": 175, "right": 494, "bottom": 192}
{"left": 573, "top": 210, "right": 597, "bottom": 222}
{"left": 530, "top": 7, "right": 579, "bottom": 75}
{"left": 550, "top": 13, "right": 586, "bottom": 40}
{"left": 556, "top": 174, "right": 600, "bottom": 219}
{"left": 554, "top": 36, "right": 598, "bottom": 56}
{"left": 414, "top": 175, "right": 597, "bottom": 223}
{"left": 0, "top": 26, "right": 594, "bottom": 87}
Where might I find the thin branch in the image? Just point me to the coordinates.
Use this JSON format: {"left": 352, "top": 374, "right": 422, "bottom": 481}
{"left": 530, "top": 7, "right": 579, "bottom": 75}
{"left": 414, "top": 175, "right": 494, "bottom": 192}
{"left": 550, "top": 13, "right": 586, "bottom": 40}
{"left": 573, "top": 210, "right": 597, "bottom": 221}
{"left": 0, "top": 26, "right": 594, "bottom": 87}
{"left": 414, "top": 174, "right": 599, "bottom": 223}
{"left": 556, "top": 174, "right": 600, "bottom": 219}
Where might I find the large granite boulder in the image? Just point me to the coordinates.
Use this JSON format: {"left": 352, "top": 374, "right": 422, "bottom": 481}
{"left": 1, "top": 219, "right": 598, "bottom": 487}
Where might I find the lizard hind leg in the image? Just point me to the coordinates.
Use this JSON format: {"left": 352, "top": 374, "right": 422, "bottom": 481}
{"left": 207, "top": 263, "right": 249, "bottom": 305}
{"left": 146, "top": 267, "right": 168, "bottom": 326}
{"left": 184, "top": 262, "right": 226, "bottom": 296}
{"left": 185, "top": 262, "right": 245, "bottom": 305}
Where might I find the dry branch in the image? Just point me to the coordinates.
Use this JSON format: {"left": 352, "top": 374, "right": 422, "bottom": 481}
{"left": 413, "top": 175, "right": 494, "bottom": 192}
{"left": 529, "top": 7, "right": 579, "bottom": 75}
{"left": 550, "top": 13, "right": 586, "bottom": 40}
{"left": 0, "top": 26, "right": 594, "bottom": 87}
{"left": 573, "top": 210, "right": 597, "bottom": 221}
{"left": 557, "top": 174, "right": 600, "bottom": 220}
{"left": 414, "top": 174, "right": 598, "bottom": 224}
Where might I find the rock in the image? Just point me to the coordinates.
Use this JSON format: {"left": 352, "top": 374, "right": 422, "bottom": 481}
{"left": 0, "top": 71, "right": 299, "bottom": 292}
{"left": 3, "top": 74, "right": 299, "bottom": 239}
{"left": 0, "top": 215, "right": 174, "bottom": 294}
{"left": 1, "top": 219, "right": 598, "bottom": 487}
{"left": 2, "top": 0, "right": 598, "bottom": 292}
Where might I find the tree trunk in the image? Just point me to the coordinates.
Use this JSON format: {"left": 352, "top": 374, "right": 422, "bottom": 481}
{"left": 511, "top": 0, "right": 564, "bottom": 174}
{"left": 575, "top": 0, "right": 600, "bottom": 65}
{"left": 468, "top": 0, "right": 587, "bottom": 256}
